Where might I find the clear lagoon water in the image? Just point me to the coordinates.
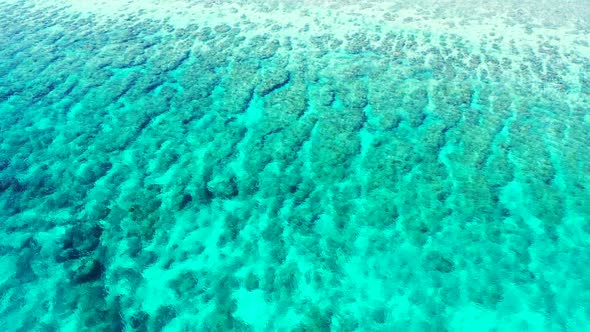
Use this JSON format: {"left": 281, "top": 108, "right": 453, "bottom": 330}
{"left": 1, "top": 0, "right": 589, "bottom": 330}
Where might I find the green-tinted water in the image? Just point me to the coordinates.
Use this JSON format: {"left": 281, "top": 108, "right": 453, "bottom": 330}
{"left": 1, "top": 0, "right": 589, "bottom": 331}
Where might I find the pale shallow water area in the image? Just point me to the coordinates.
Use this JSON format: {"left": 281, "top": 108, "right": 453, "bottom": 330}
{"left": 0, "top": 0, "right": 589, "bottom": 331}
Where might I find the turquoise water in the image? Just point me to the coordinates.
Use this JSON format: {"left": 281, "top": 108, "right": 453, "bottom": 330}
{"left": 1, "top": 0, "right": 589, "bottom": 331}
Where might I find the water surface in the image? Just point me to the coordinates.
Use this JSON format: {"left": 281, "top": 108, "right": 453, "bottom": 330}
{"left": 0, "top": 0, "right": 589, "bottom": 330}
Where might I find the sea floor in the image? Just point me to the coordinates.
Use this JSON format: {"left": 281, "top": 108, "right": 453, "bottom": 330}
{"left": 0, "top": 0, "right": 589, "bottom": 331}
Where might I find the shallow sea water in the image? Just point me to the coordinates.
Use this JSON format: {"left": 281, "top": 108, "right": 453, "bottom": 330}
{"left": 1, "top": 0, "right": 590, "bottom": 331}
